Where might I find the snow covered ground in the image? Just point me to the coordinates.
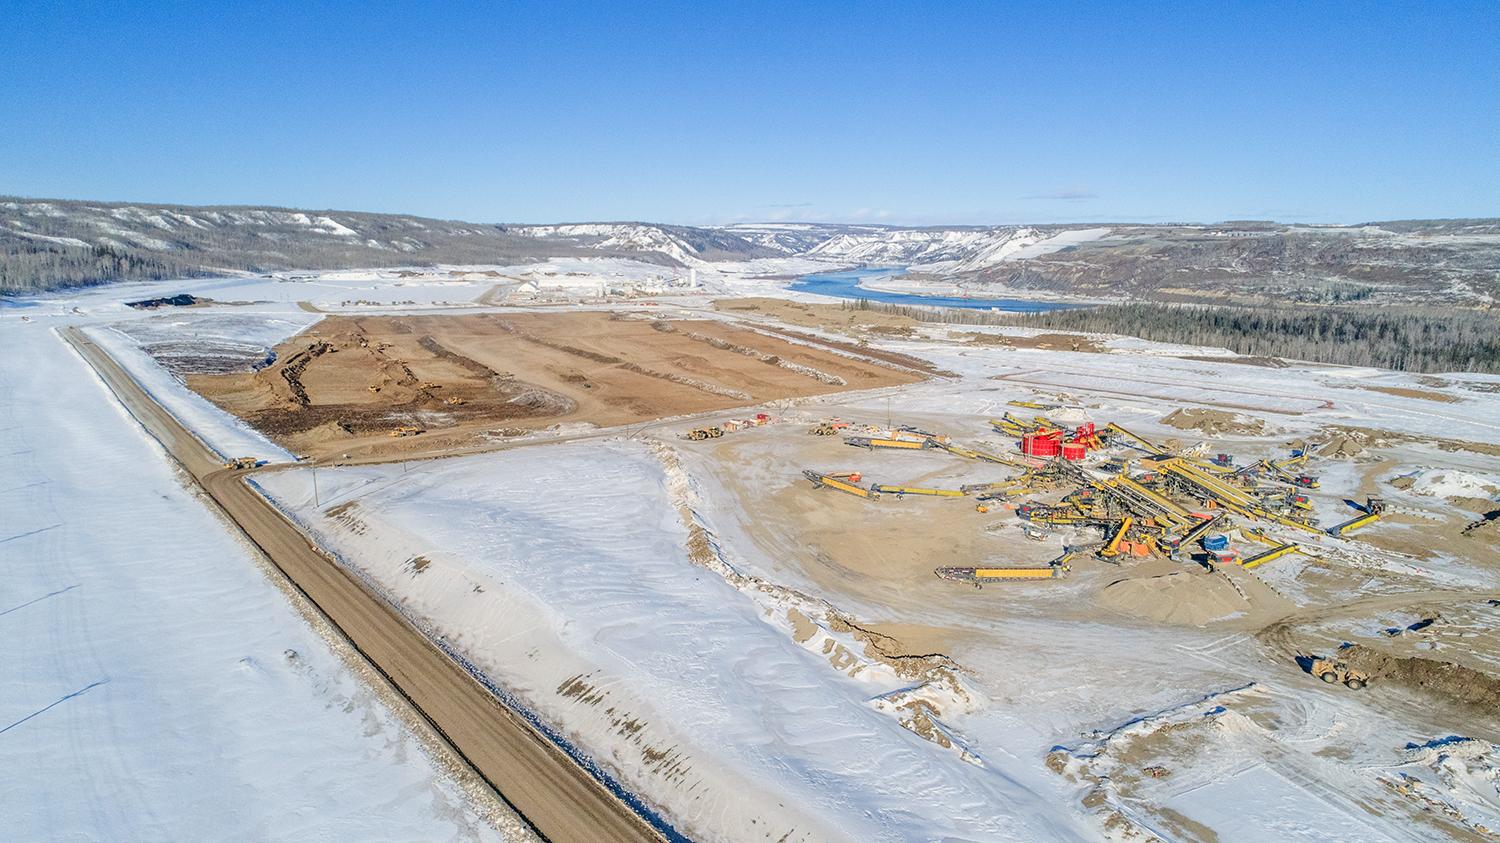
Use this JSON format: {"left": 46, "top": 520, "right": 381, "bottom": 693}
{"left": 0, "top": 318, "right": 528, "bottom": 841}
{"left": 84, "top": 317, "right": 311, "bottom": 463}
{"left": 255, "top": 441, "right": 1094, "bottom": 842}
{"left": 9, "top": 266, "right": 1499, "bottom": 840}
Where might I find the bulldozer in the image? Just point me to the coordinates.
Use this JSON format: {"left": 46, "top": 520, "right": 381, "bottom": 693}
{"left": 810, "top": 419, "right": 851, "bottom": 436}
{"left": 389, "top": 425, "right": 424, "bottom": 437}
{"left": 1308, "top": 656, "right": 1369, "bottom": 690}
{"left": 683, "top": 426, "right": 724, "bottom": 441}
{"left": 223, "top": 456, "right": 259, "bottom": 470}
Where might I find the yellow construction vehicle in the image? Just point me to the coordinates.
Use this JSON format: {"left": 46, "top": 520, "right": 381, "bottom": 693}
{"left": 809, "top": 420, "right": 850, "bottom": 436}
{"left": 1308, "top": 656, "right": 1369, "bottom": 690}
{"left": 684, "top": 426, "right": 724, "bottom": 441}
{"left": 443, "top": 396, "right": 466, "bottom": 406}
{"left": 1328, "top": 497, "right": 1384, "bottom": 536}
{"left": 389, "top": 426, "right": 424, "bottom": 437}
{"left": 223, "top": 456, "right": 259, "bottom": 470}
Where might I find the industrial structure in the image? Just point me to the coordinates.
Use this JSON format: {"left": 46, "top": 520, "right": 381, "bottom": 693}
{"left": 790, "top": 405, "right": 1389, "bottom": 586}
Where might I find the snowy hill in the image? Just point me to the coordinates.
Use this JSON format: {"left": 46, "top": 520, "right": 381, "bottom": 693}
{"left": 5, "top": 196, "right": 1498, "bottom": 303}
{"left": 509, "top": 222, "right": 773, "bottom": 265}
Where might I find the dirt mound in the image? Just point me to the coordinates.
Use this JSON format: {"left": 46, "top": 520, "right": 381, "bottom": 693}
{"left": 1314, "top": 425, "right": 1401, "bottom": 458}
{"left": 1161, "top": 407, "right": 1265, "bottom": 436}
{"left": 1096, "top": 571, "right": 1250, "bottom": 626}
{"left": 1341, "top": 644, "right": 1500, "bottom": 710}
{"left": 1008, "top": 333, "right": 1105, "bottom": 353}
{"left": 1317, "top": 433, "right": 1366, "bottom": 458}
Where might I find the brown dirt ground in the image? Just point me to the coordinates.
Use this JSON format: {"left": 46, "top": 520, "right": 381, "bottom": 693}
{"left": 1176, "top": 354, "right": 1290, "bottom": 368}
{"left": 1161, "top": 407, "right": 1266, "bottom": 436}
{"left": 958, "top": 331, "right": 1105, "bottom": 353}
{"left": 1360, "top": 385, "right": 1461, "bottom": 404}
{"left": 188, "top": 312, "right": 921, "bottom": 459}
{"left": 713, "top": 297, "right": 920, "bottom": 334}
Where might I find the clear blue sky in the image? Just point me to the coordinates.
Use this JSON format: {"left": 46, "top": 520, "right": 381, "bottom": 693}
{"left": 2, "top": 1, "right": 1496, "bottom": 225}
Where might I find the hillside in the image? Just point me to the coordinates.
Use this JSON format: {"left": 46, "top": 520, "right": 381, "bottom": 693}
{"left": 0, "top": 198, "right": 768, "bottom": 293}
{"left": 4, "top": 196, "right": 1497, "bottom": 304}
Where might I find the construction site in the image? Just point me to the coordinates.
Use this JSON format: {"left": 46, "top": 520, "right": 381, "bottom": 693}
{"left": 185, "top": 311, "right": 921, "bottom": 460}
{"left": 59, "top": 268, "right": 1500, "bottom": 842}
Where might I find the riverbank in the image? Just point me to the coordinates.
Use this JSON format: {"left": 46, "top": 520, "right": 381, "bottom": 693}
{"left": 787, "top": 267, "right": 1084, "bottom": 313}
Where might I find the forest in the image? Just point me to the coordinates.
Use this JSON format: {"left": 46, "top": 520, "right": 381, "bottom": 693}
{"left": 848, "top": 299, "right": 1500, "bottom": 374}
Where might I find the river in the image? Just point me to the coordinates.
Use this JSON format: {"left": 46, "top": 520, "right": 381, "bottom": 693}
{"left": 787, "top": 267, "right": 1078, "bottom": 312}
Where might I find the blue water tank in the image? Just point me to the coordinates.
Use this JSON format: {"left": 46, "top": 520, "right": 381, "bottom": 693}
{"left": 1203, "top": 534, "right": 1229, "bottom": 551}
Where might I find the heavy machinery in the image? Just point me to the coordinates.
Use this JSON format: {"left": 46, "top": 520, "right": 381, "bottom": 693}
{"left": 1262, "top": 457, "right": 1320, "bottom": 488}
{"left": 935, "top": 560, "right": 1069, "bottom": 586}
{"left": 1164, "top": 513, "right": 1224, "bottom": 553}
{"left": 803, "top": 470, "right": 877, "bottom": 499}
{"left": 810, "top": 419, "right": 851, "bottom": 436}
{"left": 1328, "top": 497, "right": 1385, "bottom": 536}
{"left": 1308, "top": 656, "right": 1369, "bottom": 690}
{"left": 684, "top": 426, "right": 724, "bottom": 441}
{"left": 1241, "top": 542, "right": 1300, "bottom": 569}
{"left": 1101, "top": 422, "right": 1170, "bottom": 456}
{"left": 844, "top": 435, "right": 930, "bottom": 451}
{"left": 1099, "top": 517, "right": 1134, "bottom": 558}
{"left": 388, "top": 426, "right": 423, "bottom": 437}
{"left": 223, "top": 456, "right": 259, "bottom": 470}
{"left": 870, "top": 484, "right": 966, "bottom": 498}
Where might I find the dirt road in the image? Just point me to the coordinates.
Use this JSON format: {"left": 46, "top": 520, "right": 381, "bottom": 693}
{"left": 62, "top": 327, "right": 664, "bottom": 843}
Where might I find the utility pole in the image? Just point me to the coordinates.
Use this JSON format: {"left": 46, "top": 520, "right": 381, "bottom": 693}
{"left": 312, "top": 466, "right": 319, "bottom": 507}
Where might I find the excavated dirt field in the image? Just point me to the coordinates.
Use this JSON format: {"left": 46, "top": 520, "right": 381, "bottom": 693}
{"left": 188, "top": 312, "right": 921, "bottom": 458}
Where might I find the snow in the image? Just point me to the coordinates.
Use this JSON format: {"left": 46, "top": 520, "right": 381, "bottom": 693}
{"left": 1165, "top": 763, "right": 1403, "bottom": 842}
{"left": 9, "top": 264, "right": 1500, "bottom": 840}
{"left": 254, "top": 441, "right": 1094, "bottom": 843}
{"left": 513, "top": 223, "right": 705, "bottom": 265}
{"left": 84, "top": 321, "right": 300, "bottom": 463}
{"left": 1409, "top": 470, "right": 1500, "bottom": 501}
{"left": 0, "top": 321, "right": 525, "bottom": 842}
{"left": 4, "top": 226, "right": 93, "bottom": 249}
{"left": 315, "top": 215, "right": 359, "bottom": 237}
{"left": 801, "top": 226, "right": 1113, "bottom": 273}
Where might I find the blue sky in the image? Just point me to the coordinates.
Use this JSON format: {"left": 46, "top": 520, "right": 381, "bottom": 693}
{"left": 2, "top": 2, "right": 1495, "bottom": 225}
